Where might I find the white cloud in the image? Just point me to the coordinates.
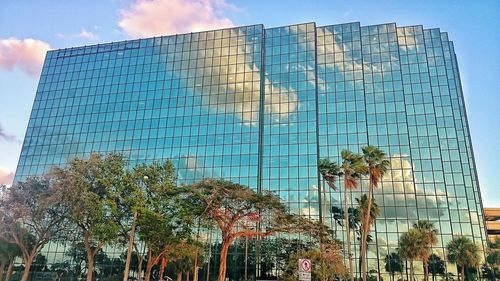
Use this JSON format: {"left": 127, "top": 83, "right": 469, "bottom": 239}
{"left": 76, "top": 28, "right": 97, "bottom": 40}
{"left": 118, "top": 0, "right": 235, "bottom": 37}
{"left": 57, "top": 28, "right": 98, "bottom": 40}
{"left": 0, "top": 167, "right": 14, "bottom": 187}
{"left": 0, "top": 37, "right": 51, "bottom": 77}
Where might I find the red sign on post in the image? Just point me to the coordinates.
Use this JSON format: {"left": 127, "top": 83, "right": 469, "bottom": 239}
{"left": 299, "top": 258, "right": 312, "bottom": 281}
{"left": 299, "top": 258, "right": 311, "bottom": 272}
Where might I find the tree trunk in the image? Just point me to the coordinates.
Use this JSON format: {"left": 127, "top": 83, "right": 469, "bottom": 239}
{"left": 423, "top": 259, "right": 428, "bottom": 281}
{"left": 360, "top": 232, "right": 367, "bottom": 281}
{"left": 177, "top": 272, "right": 182, "bottom": 281}
{"left": 409, "top": 260, "right": 414, "bottom": 281}
{"left": 0, "top": 261, "right": 4, "bottom": 281}
{"left": 362, "top": 178, "right": 374, "bottom": 281}
{"left": 193, "top": 247, "right": 199, "bottom": 281}
{"left": 461, "top": 266, "right": 465, "bottom": 281}
{"left": 87, "top": 253, "right": 95, "bottom": 281}
{"left": 137, "top": 254, "right": 144, "bottom": 281}
{"left": 4, "top": 260, "right": 13, "bottom": 281}
{"left": 144, "top": 250, "right": 154, "bottom": 281}
{"left": 159, "top": 255, "right": 166, "bottom": 281}
{"left": 218, "top": 235, "right": 232, "bottom": 281}
{"left": 20, "top": 254, "right": 35, "bottom": 281}
{"left": 344, "top": 181, "right": 354, "bottom": 281}
{"left": 124, "top": 210, "right": 138, "bottom": 281}
{"left": 186, "top": 271, "right": 190, "bottom": 281}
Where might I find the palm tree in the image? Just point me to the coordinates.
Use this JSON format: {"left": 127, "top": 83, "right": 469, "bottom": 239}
{"left": 399, "top": 229, "right": 425, "bottom": 281}
{"left": 486, "top": 252, "right": 500, "bottom": 281}
{"left": 340, "top": 150, "right": 367, "bottom": 281}
{"left": 318, "top": 159, "right": 342, "bottom": 223}
{"left": 447, "top": 236, "right": 480, "bottom": 281}
{"left": 385, "top": 252, "right": 404, "bottom": 281}
{"left": 427, "top": 254, "right": 446, "bottom": 281}
{"left": 318, "top": 158, "right": 341, "bottom": 278}
{"left": 356, "top": 194, "right": 380, "bottom": 279}
{"left": 361, "top": 145, "right": 390, "bottom": 281}
{"left": 486, "top": 238, "right": 500, "bottom": 281}
{"left": 414, "top": 220, "right": 439, "bottom": 281}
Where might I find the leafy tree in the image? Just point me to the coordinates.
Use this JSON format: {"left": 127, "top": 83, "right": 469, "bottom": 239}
{"left": 280, "top": 239, "right": 346, "bottom": 281}
{"left": 65, "top": 242, "right": 90, "bottom": 277}
{"left": 490, "top": 238, "right": 500, "bottom": 250}
{"left": 0, "top": 176, "right": 70, "bottom": 281}
{"left": 51, "top": 154, "right": 126, "bottom": 281}
{"left": 131, "top": 161, "right": 196, "bottom": 281}
{"left": 0, "top": 237, "right": 21, "bottom": 281}
{"left": 51, "top": 261, "right": 72, "bottom": 281}
{"left": 447, "top": 237, "right": 480, "bottom": 281}
{"left": 361, "top": 146, "right": 389, "bottom": 281}
{"left": 30, "top": 254, "right": 47, "bottom": 272}
{"left": 443, "top": 272, "right": 457, "bottom": 281}
{"left": 399, "top": 229, "right": 424, "bottom": 281}
{"left": 486, "top": 238, "right": 500, "bottom": 281}
{"left": 486, "top": 251, "right": 500, "bottom": 280}
{"left": 188, "top": 179, "right": 325, "bottom": 281}
{"left": 414, "top": 220, "right": 439, "bottom": 281}
{"left": 169, "top": 242, "right": 203, "bottom": 281}
{"left": 385, "top": 252, "right": 404, "bottom": 281}
{"left": 427, "top": 254, "right": 446, "bottom": 281}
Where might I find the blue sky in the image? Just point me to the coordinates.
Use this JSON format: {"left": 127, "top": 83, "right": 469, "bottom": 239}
{"left": 0, "top": 0, "right": 498, "bottom": 206}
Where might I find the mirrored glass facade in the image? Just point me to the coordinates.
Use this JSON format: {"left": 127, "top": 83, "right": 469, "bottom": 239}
{"left": 15, "top": 22, "right": 486, "bottom": 280}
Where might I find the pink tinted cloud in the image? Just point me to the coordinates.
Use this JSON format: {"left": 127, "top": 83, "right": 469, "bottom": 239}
{"left": 0, "top": 38, "right": 51, "bottom": 77}
{"left": 0, "top": 167, "right": 14, "bottom": 187}
{"left": 118, "top": 0, "right": 235, "bottom": 38}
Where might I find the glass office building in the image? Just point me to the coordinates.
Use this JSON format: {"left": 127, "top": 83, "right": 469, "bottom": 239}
{"left": 15, "top": 22, "right": 486, "bottom": 280}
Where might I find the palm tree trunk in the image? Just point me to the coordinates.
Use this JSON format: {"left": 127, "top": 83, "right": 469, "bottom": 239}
{"left": 362, "top": 178, "right": 374, "bottom": 281}
{"left": 344, "top": 181, "right": 354, "bottom": 281}
{"left": 186, "top": 271, "right": 190, "bottom": 281}
{"left": 4, "top": 260, "right": 13, "bottom": 281}
{"left": 423, "top": 259, "right": 428, "bottom": 281}
{"left": 177, "top": 272, "right": 182, "bottom": 281}
{"left": 461, "top": 266, "right": 465, "bottom": 281}
{"left": 124, "top": 210, "right": 138, "bottom": 281}
{"left": 218, "top": 235, "right": 232, "bottom": 281}
{"left": 410, "top": 260, "right": 414, "bottom": 281}
{"left": 20, "top": 254, "right": 35, "bottom": 281}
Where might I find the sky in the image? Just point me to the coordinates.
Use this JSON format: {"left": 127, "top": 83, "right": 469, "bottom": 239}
{"left": 0, "top": 0, "right": 498, "bottom": 206}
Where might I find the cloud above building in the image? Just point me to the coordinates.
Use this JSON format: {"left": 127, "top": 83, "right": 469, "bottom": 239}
{"left": 0, "top": 37, "right": 51, "bottom": 77}
{"left": 57, "top": 28, "right": 98, "bottom": 40}
{"left": 118, "top": 0, "right": 235, "bottom": 38}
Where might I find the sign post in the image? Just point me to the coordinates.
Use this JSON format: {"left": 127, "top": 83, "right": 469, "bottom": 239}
{"left": 298, "top": 259, "right": 312, "bottom": 281}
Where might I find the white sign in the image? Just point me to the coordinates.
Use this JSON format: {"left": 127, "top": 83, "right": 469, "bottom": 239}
{"left": 299, "top": 272, "right": 312, "bottom": 280}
